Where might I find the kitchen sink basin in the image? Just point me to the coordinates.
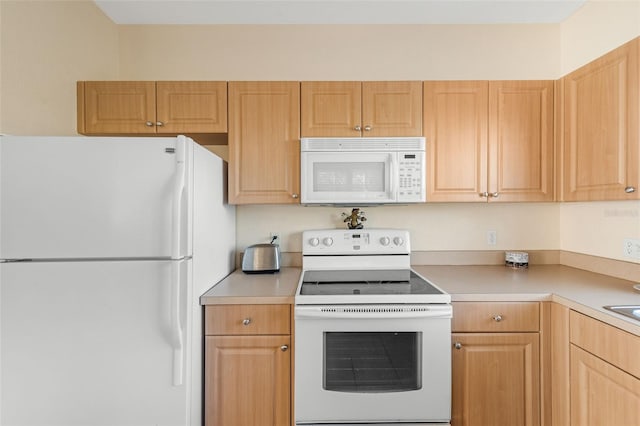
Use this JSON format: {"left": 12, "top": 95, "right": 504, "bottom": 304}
{"left": 604, "top": 305, "right": 640, "bottom": 322}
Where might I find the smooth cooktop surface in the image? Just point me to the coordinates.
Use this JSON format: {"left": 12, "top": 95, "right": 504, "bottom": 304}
{"left": 300, "top": 269, "right": 445, "bottom": 296}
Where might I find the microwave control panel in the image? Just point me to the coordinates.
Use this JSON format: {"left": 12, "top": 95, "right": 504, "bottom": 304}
{"left": 397, "top": 151, "right": 425, "bottom": 202}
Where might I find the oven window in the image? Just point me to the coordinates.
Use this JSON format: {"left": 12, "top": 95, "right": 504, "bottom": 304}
{"left": 323, "top": 332, "right": 422, "bottom": 393}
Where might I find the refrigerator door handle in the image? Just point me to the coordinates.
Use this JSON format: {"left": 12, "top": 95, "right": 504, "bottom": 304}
{"left": 171, "top": 137, "right": 187, "bottom": 260}
{"left": 171, "top": 260, "right": 184, "bottom": 386}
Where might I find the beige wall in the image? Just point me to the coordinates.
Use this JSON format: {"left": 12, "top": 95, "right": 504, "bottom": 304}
{"left": 238, "top": 203, "right": 560, "bottom": 253}
{"left": 0, "top": 0, "right": 119, "bottom": 136}
{"left": 560, "top": 0, "right": 640, "bottom": 73}
{"left": 118, "top": 24, "right": 560, "bottom": 80}
{"left": 1, "top": 0, "right": 638, "bottom": 263}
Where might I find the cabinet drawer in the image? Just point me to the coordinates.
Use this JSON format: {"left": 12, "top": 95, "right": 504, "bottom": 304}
{"left": 452, "top": 302, "right": 540, "bottom": 332}
{"left": 570, "top": 310, "right": 640, "bottom": 378}
{"left": 205, "top": 304, "right": 290, "bottom": 336}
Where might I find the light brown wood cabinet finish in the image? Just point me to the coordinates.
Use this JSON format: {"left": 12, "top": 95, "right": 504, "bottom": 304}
{"left": 570, "top": 346, "right": 640, "bottom": 426}
{"left": 488, "top": 81, "right": 554, "bottom": 202}
{"left": 301, "top": 81, "right": 422, "bottom": 137}
{"left": 205, "top": 335, "right": 291, "bottom": 426}
{"left": 205, "top": 304, "right": 290, "bottom": 335}
{"left": 78, "top": 81, "right": 227, "bottom": 135}
{"left": 452, "top": 301, "right": 540, "bottom": 332}
{"left": 424, "top": 80, "right": 554, "bottom": 202}
{"left": 452, "top": 333, "right": 540, "bottom": 426}
{"left": 452, "top": 302, "right": 541, "bottom": 426}
{"left": 204, "top": 304, "right": 292, "bottom": 426}
{"left": 562, "top": 37, "right": 640, "bottom": 201}
{"left": 228, "top": 81, "right": 300, "bottom": 204}
{"left": 549, "top": 307, "right": 640, "bottom": 426}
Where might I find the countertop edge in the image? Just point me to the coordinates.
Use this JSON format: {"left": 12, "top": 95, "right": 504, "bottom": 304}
{"left": 200, "top": 265, "right": 640, "bottom": 336}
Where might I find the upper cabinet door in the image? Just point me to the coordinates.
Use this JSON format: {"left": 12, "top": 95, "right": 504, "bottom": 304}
{"left": 228, "top": 81, "right": 301, "bottom": 204}
{"left": 300, "top": 81, "right": 361, "bottom": 137}
{"left": 489, "top": 81, "right": 555, "bottom": 202}
{"left": 424, "top": 81, "right": 489, "bottom": 202}
{"left": 562, "top": 38, "right": 640, "bottom": 201}
{"left": 362, "top": 81, "right": 423, "bottom": 137}
{"left": 81, "top": 81, "right": 156, "bottom": 134}
{"left": 156, "top": 81, "right": 227, "bottom": 134}
{"left": 300, "top": 81, "right": 422, "bottom": 137}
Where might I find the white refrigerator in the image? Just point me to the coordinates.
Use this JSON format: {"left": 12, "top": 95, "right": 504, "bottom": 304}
{"left": 0, "top": 135, "right": 236, "bottom": 426}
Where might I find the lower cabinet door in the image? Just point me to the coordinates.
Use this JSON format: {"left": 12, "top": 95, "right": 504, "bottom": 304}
{"left": 452, "top": 333, "right": 540, "bottom": 426}
{"left": 205, "top": 335, "right": 291, "bottom": 426}
{"left": 570, "top": 345, "right": 640, "bottom": 426}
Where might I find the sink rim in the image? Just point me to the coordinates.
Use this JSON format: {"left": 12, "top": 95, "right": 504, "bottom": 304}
{"left": 603, "top": 305, "right": 640, "bottom": 321}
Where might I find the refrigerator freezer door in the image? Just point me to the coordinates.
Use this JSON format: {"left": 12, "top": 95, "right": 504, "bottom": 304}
{"left": 0, "top": 136, "right": 192, "bottom": 260}
{"left": 0, "top": 259, "right": 192, "bottom": 426}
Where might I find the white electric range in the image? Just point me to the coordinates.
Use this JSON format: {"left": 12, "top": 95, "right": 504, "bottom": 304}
{"left": 294, "top": 228, "right": 452, "bottom": 426}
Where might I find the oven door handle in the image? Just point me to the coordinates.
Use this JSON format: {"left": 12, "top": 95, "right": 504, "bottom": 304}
{"left": 295, "top": 307, "right": 452, "bottom": 320}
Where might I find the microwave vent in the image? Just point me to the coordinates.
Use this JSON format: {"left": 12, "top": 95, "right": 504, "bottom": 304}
{"left": 301, "top": 137, "right": 425, "bottom": 152}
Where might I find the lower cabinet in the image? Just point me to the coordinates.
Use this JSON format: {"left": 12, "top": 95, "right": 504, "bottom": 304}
{"left": 204, "top": 304, "right": 292, "bottom": 426}
{"left": 568, "top": 311, "right": 640, "bottom": 426}
{"left": 451, "top": 302, "right": 541, "bottom": 426}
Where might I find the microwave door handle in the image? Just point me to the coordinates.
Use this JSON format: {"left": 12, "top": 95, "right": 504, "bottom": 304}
{"left": 389, "top": 155, "right": 396, "bottom": 201}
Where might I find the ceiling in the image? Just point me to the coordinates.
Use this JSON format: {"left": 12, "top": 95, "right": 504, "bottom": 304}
{"left": 94, "top": 0, "right": 588, "bottom": 25}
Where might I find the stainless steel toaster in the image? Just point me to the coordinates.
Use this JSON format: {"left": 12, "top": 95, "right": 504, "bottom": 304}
{"left": 242, "top": 243, "right": 281, "bottom": 273}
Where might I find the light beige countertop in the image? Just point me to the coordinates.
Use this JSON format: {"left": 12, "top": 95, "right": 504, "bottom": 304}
{"left": 200, "top": 267, "right": 300, "bottom": 305}
{"left": 200, "top": 264, "right": 640, "bottom": 336}
{"left": 414, "top": 264, "right": 640, "bottom": 336}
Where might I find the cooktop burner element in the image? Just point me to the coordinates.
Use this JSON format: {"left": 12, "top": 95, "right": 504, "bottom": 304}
{"left": 295, "top": 229, "right": 450, "bottom": 305}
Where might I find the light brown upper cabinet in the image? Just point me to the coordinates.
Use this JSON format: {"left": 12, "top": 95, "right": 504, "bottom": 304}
{"left": 228, "top": 81, "right": 300, "bottom": 204}
{"left": 424, "top": 80, "right": 554, "bottom": 202}
{"left": 301, "top": 81, "right": 422, "bottom": 137}
{"left": 561, "top": 37, "right": 639, "bottom": 201}
{"left": 77, "top": 81, "right": 227, "bottom": 135}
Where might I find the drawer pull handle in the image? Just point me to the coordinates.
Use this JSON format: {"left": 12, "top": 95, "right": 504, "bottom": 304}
{"left": 454, "top": 342, "right": 462, "bottom": 350}
{"left": 242, "top": 318, "right": 251, "bottom": 326}
{"left": 493, "top": 315, "right": 503, "bottom": 322}
{"left": 280, "top": 345, "right": 289, "bottom": 352}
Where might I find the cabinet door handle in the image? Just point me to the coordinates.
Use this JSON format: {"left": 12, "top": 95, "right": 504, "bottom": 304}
{"left": 479, "top": 192, "right": 489, "bottom": 198}
{"left": 156, "top": 121, "right": 165, "bottom": 127}
{"left": 292, "top": 193, "right": 299, "bottom": 199}
{"left": 493, "top": 315, "right": 503, "bottom": 322}
{"left": 145, "top": 121, "right": 154, "bottom": 127}
{"left": 354, "top": 125, "right": 362, "bottom": 132}
{"left": 364, "top": 125, "right": 372, "bottom": 131}
{"left": 489, "top": 192, "right": 499, "bottom": 198}
{"left": 280, "top": 345, "right": 289, "bottom": 352}
{"left": 625, "top": 186, "right": 636, "bottom": 193}
{"left": 242, "top": 318, "right": 251, "bottom": 326}
{"left": 454, "top": 342, "right": 462, "bottom": 350}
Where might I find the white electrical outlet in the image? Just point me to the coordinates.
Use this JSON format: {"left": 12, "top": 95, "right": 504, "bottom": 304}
{"left": 487, "top": 230, "right": 497, "bottom": 246}
{"left": 623, "top": 238, "right": 640, "bottom": 260}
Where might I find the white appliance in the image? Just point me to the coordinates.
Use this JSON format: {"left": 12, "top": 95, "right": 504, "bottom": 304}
{"left": 0, "top": 135, "right": 235, "bottom": 426}
{"left": 295, "top": 229, "right": 452, "bottom": 425}
{"left": 300, "top": 137, "right": 426, "bottom": 205}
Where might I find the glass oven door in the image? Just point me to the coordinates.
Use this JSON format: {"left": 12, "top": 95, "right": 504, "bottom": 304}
{"left": 294, "top": 304, "right": 452, "bottom": 425}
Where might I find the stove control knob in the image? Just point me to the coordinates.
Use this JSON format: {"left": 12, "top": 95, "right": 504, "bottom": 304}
{"left": 380, "top": 237, "right": 391, "bottom": 246}
{"left": 393, "top": 236, "right": 404, "bottom": 246}
{"left": 309, "top": 237, "right": 320, "bottom": 247}
{"left": 322, "top": 237, "right": 334, "bottom": 247}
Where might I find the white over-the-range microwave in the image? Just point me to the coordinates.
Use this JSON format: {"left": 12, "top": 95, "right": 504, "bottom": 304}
{"left": 300, "top": 137, "right": 426, "bottom": 205}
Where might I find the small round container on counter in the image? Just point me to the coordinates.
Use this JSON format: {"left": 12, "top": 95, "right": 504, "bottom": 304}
{"left": 505, "top": 251, "right": 529, "bottom": 269}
